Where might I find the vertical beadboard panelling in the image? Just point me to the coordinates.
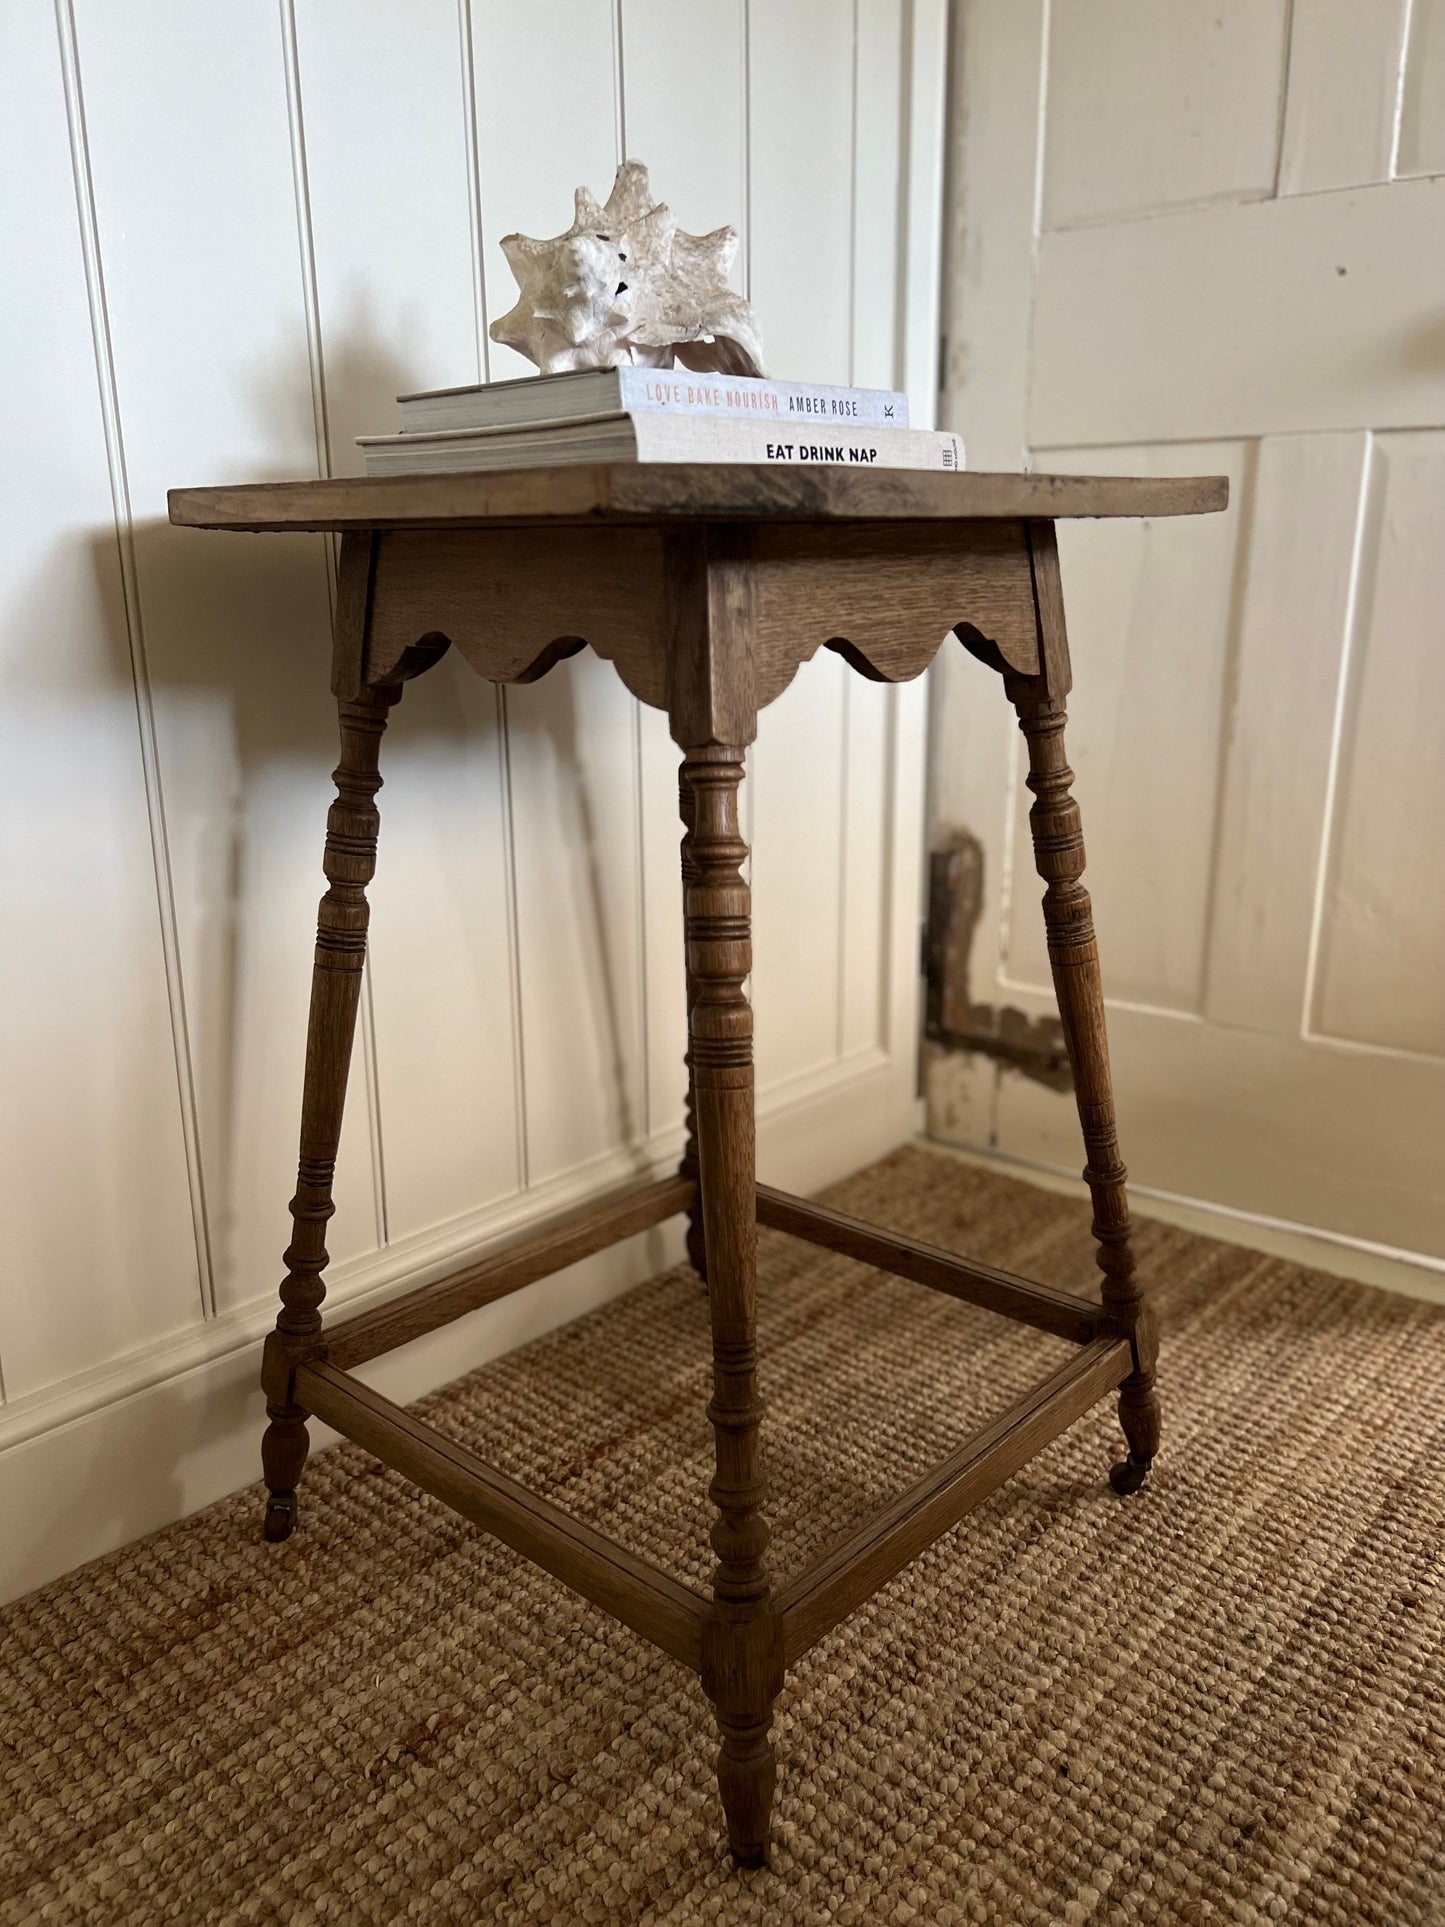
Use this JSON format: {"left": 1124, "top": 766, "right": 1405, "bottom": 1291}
{"left": 636, "top": 710, "right": 688, "bottom": 1145}
{"left": 291, "top": 0, "right": 482, "bottom": 476}
{"left": 0, "top": 1, "right": 200, "bottom": 1397}
{"left": 853, "top": 0, "right": 904, "bottom": 384}
{"left": 838, "top": 0, "right": 906, "bottom": 1060}
{"left": 293, "top": 0, "right": 523, "bottom": 1239}
{"left": 751, "top": 661, "right": 849, "bottom": 1095}
{"left": 836, "top": 676, "right": 895, "bottom": 1062}
{"left": 471, "top": 0, "right": 621, "bottom": 384}
{"left": 746, "top": 0, "right": 854, "bottom": 382}
{"left": 71, "top": 0, "right": 377, "bottom": 1314}
{"left": 746, "top": 0, "right": 855, "bottom": 1093}
{"left": 620, "top": 0, "right": 749, "bottom": 1141}
{"left": 471, "top": 2, "right": 647, "bottom": 1184}
{"left": 505, "top": 649, "right": 648, "bottom": 1183}
{"left": 364, "top": 676, "right": 522, "bottom": 1227}
{"left": 0, "top": 0, "right": 946, "bottom": 1602}
{"left": 619, "top": 0, "right": 749, "bottom": 256}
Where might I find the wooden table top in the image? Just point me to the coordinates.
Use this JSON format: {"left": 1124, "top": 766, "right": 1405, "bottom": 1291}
{"left": 168, "top": 464, "right": 1228, "bottom": 533}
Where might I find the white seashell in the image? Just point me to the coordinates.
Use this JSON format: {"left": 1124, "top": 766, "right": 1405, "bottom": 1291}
{"left": 489, "top": 161, "right": 765, "bottom": 378}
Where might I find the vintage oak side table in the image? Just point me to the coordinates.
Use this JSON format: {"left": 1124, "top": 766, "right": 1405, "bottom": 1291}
{"left": 169, "top": 463, "right": 1227, "bottom": 1865}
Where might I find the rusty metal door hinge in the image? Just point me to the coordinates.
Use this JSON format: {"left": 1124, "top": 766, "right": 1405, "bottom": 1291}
{"left": 923, "top": 833, "right": 1072, "bottom": 1092}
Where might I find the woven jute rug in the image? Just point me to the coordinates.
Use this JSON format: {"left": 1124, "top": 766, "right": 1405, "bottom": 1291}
{"left": 3, "top": 1146, "right": 1444, "bottom": 1925}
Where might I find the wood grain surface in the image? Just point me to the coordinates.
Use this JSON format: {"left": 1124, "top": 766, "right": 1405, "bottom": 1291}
{"left": 168, "top": 464, "right": 1228, "bottom": 532}
{"left": 755, "top": 1184, "right": 1104, "bottom": 1344}
{"left": 226, "top": 479, "right": 1183, "bottom": 1868}
{"left": 326, "top": 1174, "right": 695, "bottom": 1370}
{"left": 773, "top": 1337, "right": 1133, "bottom": 1662}
{"left": 296, "top": 1361, "right": 708, "bottom": 1672}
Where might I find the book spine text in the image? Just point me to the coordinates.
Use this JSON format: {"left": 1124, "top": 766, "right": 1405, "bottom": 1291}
{"left": 616, "top": 366, "right": 907, "bottom": 426}
{"left": 630, "top": 414, "right": 959, "bottom": 469}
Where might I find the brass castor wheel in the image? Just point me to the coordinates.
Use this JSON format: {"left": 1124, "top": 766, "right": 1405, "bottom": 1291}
{"left": 263, "top": 1491, "right": 298, "bottom": 1542}
{"left": 1108, "top": 1453, "right": 1152, "bottom": 1497}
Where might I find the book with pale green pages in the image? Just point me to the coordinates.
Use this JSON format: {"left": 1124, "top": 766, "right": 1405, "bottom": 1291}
{"left": 397, "top": 365, "right": 910, "bottom": 433}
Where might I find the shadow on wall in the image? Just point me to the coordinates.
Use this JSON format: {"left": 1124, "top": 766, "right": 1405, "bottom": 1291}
{"left": 2, "top": 313, "right": 669, "bottom": 1598}
{"left": 77, "top": 316, "right": 646, "bottom": 1310}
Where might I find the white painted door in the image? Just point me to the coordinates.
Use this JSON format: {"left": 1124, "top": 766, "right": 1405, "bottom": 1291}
{"left": 929, "top": 0, "right": 1445, "bottom": 1268}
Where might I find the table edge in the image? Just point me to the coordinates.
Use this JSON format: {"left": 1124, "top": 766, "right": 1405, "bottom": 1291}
{"left": 167, "top": 465, "right": 1230, "bottom": 532}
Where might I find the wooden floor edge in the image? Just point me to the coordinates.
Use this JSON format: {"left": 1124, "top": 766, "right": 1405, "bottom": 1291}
{"left": 326, "top": 1172, "right": 696, "bottom": 1368}
{"left": 296, "top": 1360, "right": 708, "bottom": 1672}
{"left": 755, "top": 1183, "right": 1105, "bottom": 1344}
{"left": 773, "top": 1336, "right": 1132, "bottom": 1663}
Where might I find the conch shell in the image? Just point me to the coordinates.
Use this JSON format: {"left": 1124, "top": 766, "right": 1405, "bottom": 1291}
{"left": 489, "top": 161, "right": 765, "bottom": 378}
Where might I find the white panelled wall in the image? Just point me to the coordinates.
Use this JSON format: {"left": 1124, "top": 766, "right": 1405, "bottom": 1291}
{"left": 931, "top": 0, "right": 1445, "bottom": 1285}
{"left": 0, "top": 0, "right": 946, "bottom": 1603}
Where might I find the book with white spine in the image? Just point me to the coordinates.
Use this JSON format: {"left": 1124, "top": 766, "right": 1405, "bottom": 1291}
{"left": 358, "top": 412, "right": 962, "bottom": 476}
{"left": 397, "top": 366, "right": 909, "bottom": 433}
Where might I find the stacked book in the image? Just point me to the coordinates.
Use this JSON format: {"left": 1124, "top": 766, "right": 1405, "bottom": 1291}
{"left": 356, "top": 368, "right": 964, "bottom": 475}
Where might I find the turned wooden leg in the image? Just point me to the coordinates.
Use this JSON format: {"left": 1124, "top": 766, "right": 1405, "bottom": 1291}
{"left": 1015, "top": 693, "right": 1160, "bottom": 1495}
{"left": 685, "top": 745, "right": 782, "bottom": 1865}
{"left": 260, "top": 682, "right": 399, "bottom": 1541}
{"left": 678, "top": 766, "right": 707, "bottom": 1284}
